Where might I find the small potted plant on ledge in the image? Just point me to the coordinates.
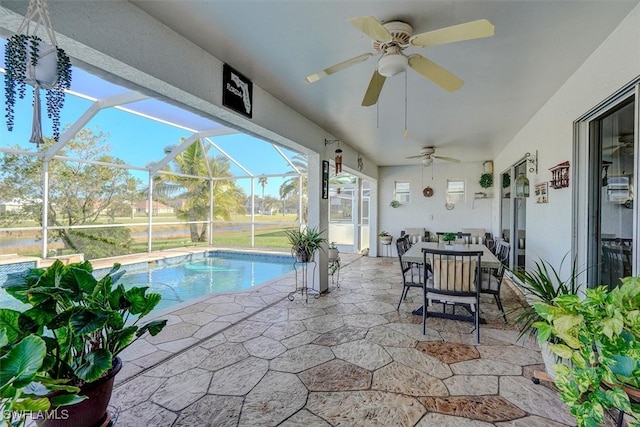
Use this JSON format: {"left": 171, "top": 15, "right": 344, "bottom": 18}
{"left": 378, "top": 231, "right": 392, "bottom": 245}
{"left": 1, "top": 260, "right": 167, "bottom": 427}
{"left": 442, "top": 232, "right": 456, "bottom": 245}
{"left": 532, "top": 276, "right": 640, "bottom": 427}
{"left": 285, "top": 226, "right": 327, "bottom": 263}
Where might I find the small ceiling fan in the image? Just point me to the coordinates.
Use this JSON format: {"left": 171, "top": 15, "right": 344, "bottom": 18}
{"left": 304, "top": 16, "right": 494, "bottom": 106}
{"left": 406, "top": 147, "right": 461, "bottom": 165}
{"left": 604, "top": 134, "right": 634, "bottom": 156}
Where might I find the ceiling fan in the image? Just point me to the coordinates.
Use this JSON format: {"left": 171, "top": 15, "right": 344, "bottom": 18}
{"left": 304, "top": 16, "right": 494, "bottom": 106}
{"left": 604, "top": 134, "right": 634, "bottom": 156}
{"left": 406, "top": 147, "right": 461, "bottom": 165}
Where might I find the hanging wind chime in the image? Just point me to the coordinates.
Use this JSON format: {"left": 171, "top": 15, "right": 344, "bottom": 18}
{"left": 4, "top": 0, "right": 72, "bottom": 147}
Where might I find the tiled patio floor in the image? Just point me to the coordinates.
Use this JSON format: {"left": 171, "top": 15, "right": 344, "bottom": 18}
{"left": 109, "top": 253, "right": 587, "bottom": 426}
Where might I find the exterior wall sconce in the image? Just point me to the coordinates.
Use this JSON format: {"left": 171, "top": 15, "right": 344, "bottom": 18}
{"left": 515, "top": 172, "right": 530, "bottom": 198}
{"left": 549, "top": 161, "right": 570, "bottom": 189}
{"left": 325, "top": 139, "right": 342, "bottom": 174}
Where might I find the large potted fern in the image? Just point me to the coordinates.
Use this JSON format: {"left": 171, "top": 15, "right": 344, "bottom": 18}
{"left": 1, "top": 260, "right": 167, "bottom": 427}
{"left": 285, "top": 226, "right": 327, "bottom": 263}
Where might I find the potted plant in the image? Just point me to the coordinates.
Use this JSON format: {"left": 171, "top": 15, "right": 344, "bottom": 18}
{"left": 532, "top": 276, "right": 640, "bottom": 427}
{"left": 4, "top": 34, "right": 73, "bottom": 143}
{"left": 1, "top": 260, "right": 167, "bottom": 427}
{"left": 509, "top": 257, "right": 582, "bottom": 379}
{"left": 479, "top": 172, "right": 493, "bottom": 189}
{"left": 327, "top": 242, "right": 339, "bottom": 261}
{"left": 378, "top": 231, "right": 392, "bottom": 245}
{"left": 442, "top": 232, "right": 456, "bottom": 245}
{"left": 1, "top": 330, "right": 83, "bottom": 427}
{"left": 285, "top": 226, "right": 327, "bottom": 263}
{"left": 389, "top": 200, "right": 401, "bottom": 208}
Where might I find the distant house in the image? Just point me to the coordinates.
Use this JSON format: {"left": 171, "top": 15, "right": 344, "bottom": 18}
{"left": 132, "top": 201, "right": 175, "bottom": 215}
{"left": 0, "top": 199, "right": 22, "bottom": 214}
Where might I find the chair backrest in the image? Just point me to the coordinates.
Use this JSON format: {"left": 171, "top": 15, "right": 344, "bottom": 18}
{"left": 602, "top": 244, "right": 631, "bottom": 283}
{"left": 396, "top": 236, "right": 411, "bottom": 273}
{"left": 495, "top": 241, "right": 511, "bottom": 266}
{"left": 422, "top": 248, "right": 482, "bottom": 295}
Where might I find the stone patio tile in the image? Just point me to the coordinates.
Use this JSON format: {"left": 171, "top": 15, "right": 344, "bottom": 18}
{"left": 145, "top": 322, "right": 200, "bottom": 344}
{"left": 287, "top": 307, "right": 327, "bottom": 320}
{"left": 192, "top": 320, "right": 232, "bottom": 339}
{"left": 116, "top": 401, "right": 178, "bottom": 426}
{"left": 249, "top": 306, "right": 289, "bottom": 322}
{"left": 243, "top": 335, "right": 287, "bottom": 359}
{"left": 202, "top": 294, "right": 236, "bottom": 304}
{"left": 199, "top": 333, "right": 227, "bottom": 349}
{"left": 223, "top": 320, "right": 271, "bottom": 342}
{"left": 451, "top": 358, "right": 522, "bottom": 376}
{"left": 269, "top": 344, "right": 334, "bottom": 373}
{"left": 415, "top": 413, "right": 495, "bottom": 426}
{"left": 233, "top": 294, "right": 268, "bottom": 307}
{"left": 416, "top": 341, "right": 480, "bottom": 364}
{"left": 342, "top": 313, "right": 389, "bottom": 328}
{"left": 496, "top": 415, "right": 575, "bottom": 426}
{"left": 312, "top": 326, "right": 368, "bottom": 346}
{"left": 144, "top": 345, "right": 210, "bottom": 377}
{"left": 279, "top": 409, "right": 332, "bottom": 426}
{"left": 477, "top": 344, "right": 542, "bottom": 366}
{"left": 353, "top": 300, "right": 397, "bottom": 314}
{"left": 118, "top": 339, "right": 159, "bottom": 362}
{"left": 386, "top": 322, "right": 442, "bottom": 341}
{"left": 298, "top": 359, "right": 372, "bottom": 391}
{"left": 419, "top": 395, "right": 527, "bottom": 422}
{"left": 110, "top": 374, "right": 167, "bottom": 411}
{"left": 198, "top": 341, "right": 249, "bottom": 371}
{"left": 170, "top": 301, "right": 210, "bottom": 315}
{"left": 365, "top": 324, "right": 418, "bottom": 347}
{"left": 173, "top": 395, "right": 242, "bottom": 427}
{"left": 303, "top": 313, "right": 345, "bottom": 333}
{"left": 131, "top": 349, "right": 173, "bottom": 369}
{"left": 372, "top": 361, "right": 448, "bottom": 397}
{"left": 332, "top": 340, "right": 392, "bottom": 371}
{"left": 151, "top": 367, "right": 212, "bottom": 411}
{"left": 178, "top": 310, "right": 219, "bottom": 326}
{"left": 323, "top": 303, "right": 364, "bottom": 316}
{"left": 386, "top": 347, "right": 453, "bottom": 379}
{"left": 208, "top": 357, "right": 269, "bottom": 395}
{"left": 156, "top": 337, "right": 199, "bottom": 353}
{"left": 444, "top": 374, "right": 499, "bottom": 395}
{"left": 204, "top": 302, "right": 245, "bottom": 316}
{"left": 281, "top": 330, "right": 321, "bottom": 348}
{"left": 306, "top": 390, "right": 425, "bottom": 427}
{"left": 499, "top": 375, "right": 575, "bottom": 425}
{"left": 263, "top": 320, "right": 307, "bottom": 340}
{"left": 239, "top": 372, "right": 307, "bottom": 426}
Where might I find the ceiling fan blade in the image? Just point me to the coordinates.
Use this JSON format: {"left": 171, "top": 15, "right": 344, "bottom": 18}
{"left": 305, "top": 53, "right": 373, "bottom": 83}
{"left": 408, "top": 54, "right": 463, "bottom": 92}
{"left": 410, "top": 19, "right": 495, "bottom": 47}
{"left": 406, "top": 154, "right": 426, "bottom": 159}
{"left": 362, "top": 70, "right": 386, "bottom": 106}
{"left": 348, "top": 16, "right": 393, "bottom": 42}
{"left": 433, "top": 155, "right": 461, "bottom": 163}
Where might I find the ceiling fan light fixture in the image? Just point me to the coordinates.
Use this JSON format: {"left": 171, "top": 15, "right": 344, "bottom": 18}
{"left": 378, "top": 54, "right": 407, "bottom": 77}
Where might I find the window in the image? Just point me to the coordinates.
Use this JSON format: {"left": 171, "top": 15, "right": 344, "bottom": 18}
{"left": 394, "top": 181, "right": 410, "bottom": 203}
{"left": 446, "top": 180, "right": 465, "bottom": 203}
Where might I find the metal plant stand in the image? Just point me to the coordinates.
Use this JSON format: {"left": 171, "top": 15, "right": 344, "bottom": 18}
{"left": 328, "top": 256, "right": 340, "bottom": 288}
{"left": 288, "top": 260, "right": 319, "bottom": 302}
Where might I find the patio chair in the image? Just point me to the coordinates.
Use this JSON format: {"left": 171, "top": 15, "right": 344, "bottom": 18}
{"left": 396, "top": 236, "right": 424, "bottom": 310}
{"left": 481, "top": 260, "right": 508, "bottom": 323}
{"left": 422, "top": 247, "right": 483, "bottom": 343}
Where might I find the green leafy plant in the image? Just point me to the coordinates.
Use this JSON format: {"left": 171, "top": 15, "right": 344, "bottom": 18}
{"left": 1, "top": 260, "right": 167, "bottom": 386}
{"left": 378, "top": 231, "right": 391, "bottom": 237}
{"left": 502, "top": 172, "right": 511, "bottom": 189}
{"left": 4, "top": 34, "right": 72, "bottom": 141}
{"left": 1, "top": 329, "right": 83, "bottom": 427}
{"left": 533, "top": 277, "right": 640, "bottom": 427}
{"left": 479, "top": 172, "right": 493, "bottom": 189}
{"left": 389, "top": 200, "right": 400, "bottom": 208}
{"left": 285, "top": 226, "right": 327, "bottom": 262}
{"left": 509, "top": 257, "right": 582, "bottom": 342}
{"left": 442, "top": 232, "right": 456, "bottom": 243}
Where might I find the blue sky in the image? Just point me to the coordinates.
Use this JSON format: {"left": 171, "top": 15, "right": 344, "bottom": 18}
{"left": 0, "top": 38, "right": 302, "bottom": 198}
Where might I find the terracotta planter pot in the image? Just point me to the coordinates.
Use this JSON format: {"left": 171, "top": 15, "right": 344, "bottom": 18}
{"left": 37, "top": 357, "right": 122, "bottom": 427}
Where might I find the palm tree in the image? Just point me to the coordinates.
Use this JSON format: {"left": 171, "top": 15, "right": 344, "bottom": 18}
{"left": 258, "top": 174, "right": 268, "bottom": 215}
{"left": 279, "top": 154, "right": 307, "bottom": 222}
{"left": 154, "top": 141, "right": 246, "bottom": 242}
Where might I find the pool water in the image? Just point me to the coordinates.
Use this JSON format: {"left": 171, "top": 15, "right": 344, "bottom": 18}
{"left": 120, "top": 251, "right": 295, "bottom": 311}
{"left": 0, "top": 251, "right": 295, "bottom": 313}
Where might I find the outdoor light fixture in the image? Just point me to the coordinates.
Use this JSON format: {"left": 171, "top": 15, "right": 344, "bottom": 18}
{"left": 378, "top": 53, "right": 408, "bottom": 77}
{"left": 325, "top": 138, "right": 343, "bottom": 174}
{"left": 525, "top": 151, "right": 538, "bottom": 174}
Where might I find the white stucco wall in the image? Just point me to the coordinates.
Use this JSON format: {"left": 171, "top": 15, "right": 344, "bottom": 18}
{"left": 493, "top": 3, "right": 640, "bottom": 274}
{"left": 378, "top": 161, "right": 493, "bottom": 257}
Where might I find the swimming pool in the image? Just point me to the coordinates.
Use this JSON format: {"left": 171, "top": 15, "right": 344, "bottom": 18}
{"left": 0, "top": 251, "right": 295, "bottom": 313}
{"left": 119, "top": 251, "right": 295, "bottom": 311}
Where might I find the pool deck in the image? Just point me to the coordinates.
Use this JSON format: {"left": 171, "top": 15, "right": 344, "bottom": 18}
{"left": 105, "top": 254, "right": 606, "bottom": 427}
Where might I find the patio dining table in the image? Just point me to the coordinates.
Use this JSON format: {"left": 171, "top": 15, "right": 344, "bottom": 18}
{"left": 402, "top": 241, "right": 501, "bottom": 269}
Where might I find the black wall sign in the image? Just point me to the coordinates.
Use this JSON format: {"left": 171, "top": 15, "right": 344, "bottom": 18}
{"left": 223, "top": 64, "right": 253, "bottom": 118}
{"left": 322, "top": 161, "right": 329, "bottom": 199}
